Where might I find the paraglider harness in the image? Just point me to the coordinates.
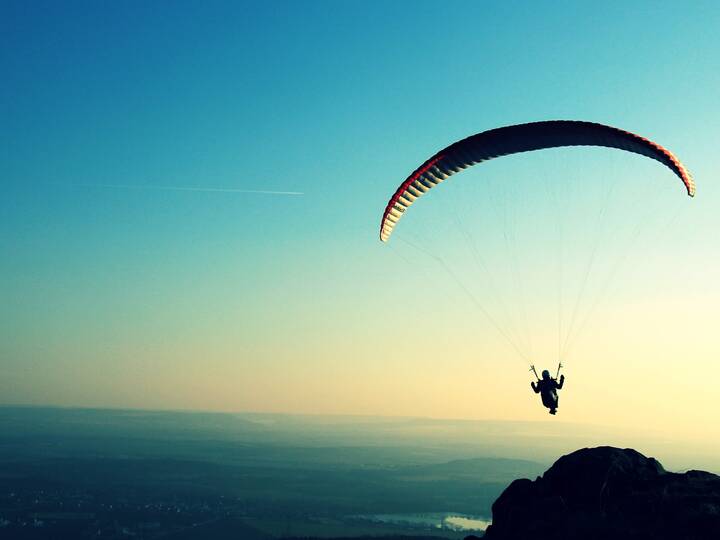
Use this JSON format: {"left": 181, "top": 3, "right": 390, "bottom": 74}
{"left": 530, "top": 363, "right": 563, "bottom": 413}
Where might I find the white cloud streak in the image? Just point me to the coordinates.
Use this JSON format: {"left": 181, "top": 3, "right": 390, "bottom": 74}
{"left": 78, "top": 183, "right": 304, "bottom": 195}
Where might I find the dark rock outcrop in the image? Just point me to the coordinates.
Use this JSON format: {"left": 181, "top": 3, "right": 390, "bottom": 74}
{"left": 480, "top": 446, "right": 720, "bottom": 540}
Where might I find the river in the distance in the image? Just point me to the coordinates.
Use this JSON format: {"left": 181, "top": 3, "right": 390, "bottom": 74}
{"left": 350, "top": 512, "right": 491, "bottom": 532}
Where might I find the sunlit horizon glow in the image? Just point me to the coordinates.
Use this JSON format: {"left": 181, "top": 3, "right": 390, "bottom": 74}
{"left": 2, "top": 1, "right": 719, "bottom": 462}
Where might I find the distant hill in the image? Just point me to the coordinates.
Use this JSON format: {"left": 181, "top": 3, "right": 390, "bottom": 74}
{"left": 0, "top": 406, "right": 264, "bottom": 439}
{"left": 393, "top": 458, "right": 543, "bottom": 483}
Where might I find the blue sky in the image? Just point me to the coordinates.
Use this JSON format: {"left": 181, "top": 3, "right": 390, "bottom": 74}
{"left": 2, "top": 1, "right": 719, "bottom": 443}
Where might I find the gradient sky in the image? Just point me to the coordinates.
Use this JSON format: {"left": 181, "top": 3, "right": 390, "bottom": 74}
{"left": 2, "top": 1, "right": 719, "bottom": 448}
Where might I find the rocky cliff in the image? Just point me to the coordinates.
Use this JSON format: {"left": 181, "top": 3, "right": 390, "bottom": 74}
{"left": 478, "top": 446, "right": 720, "bottom": 540}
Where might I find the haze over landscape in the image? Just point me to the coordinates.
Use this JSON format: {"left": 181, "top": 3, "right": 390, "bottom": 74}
{"left": 2, "top": 1, "right": 720, "bottom": 538}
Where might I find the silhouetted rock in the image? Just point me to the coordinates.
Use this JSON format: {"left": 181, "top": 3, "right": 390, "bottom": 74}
{"left": 480, "top": 446, "right": 720, "bottom": 540}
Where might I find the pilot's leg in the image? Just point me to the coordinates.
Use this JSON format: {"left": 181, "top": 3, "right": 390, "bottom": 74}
{"left": 549, "top": 396, "right": 558, "bottom": 414}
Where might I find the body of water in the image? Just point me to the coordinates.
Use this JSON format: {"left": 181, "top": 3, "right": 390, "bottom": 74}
{"left": 351, "top": 513, "right": 490, "bottom": 532}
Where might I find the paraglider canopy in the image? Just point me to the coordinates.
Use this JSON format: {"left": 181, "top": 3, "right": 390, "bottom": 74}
{"left": 380, "top": 120, "right": 694, "bottom": 242}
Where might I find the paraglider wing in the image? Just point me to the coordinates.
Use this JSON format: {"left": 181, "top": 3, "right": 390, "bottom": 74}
{"left": 380, "top": 120, "right": 694, "bottom": 242}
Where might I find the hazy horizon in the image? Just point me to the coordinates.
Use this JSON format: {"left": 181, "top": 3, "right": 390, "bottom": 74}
{"left": 2, "top": 404, "right": 717, "bottom": 474}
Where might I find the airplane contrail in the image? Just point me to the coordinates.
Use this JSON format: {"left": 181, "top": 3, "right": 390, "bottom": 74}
{"left": 77, "top": 183, "right": 304, "bottom": 195}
